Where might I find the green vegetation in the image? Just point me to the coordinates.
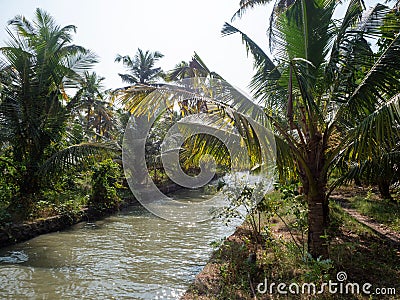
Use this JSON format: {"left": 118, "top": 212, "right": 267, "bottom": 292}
{"left": 0, "top": 3, "right": 400, "bottom": 298}
{"left": 90, "top": 159, "right": 122, "bottom": 211}
{"left": 185, "top": 188, "right": 400, "bottom": 299}
{"left": 0, "top": 8, "right": 176, "bottom": 224}
{"left": 348, "top": 195, "right": 400, "bottom": 232}
{"left": 121, "top": 0, "right": 400, "bottom": 259}
{"left": 221, "top": 0, "right": 400, "bottom": 258}
{"left": 0, "top": 9, "right": 120, "bottom": 221}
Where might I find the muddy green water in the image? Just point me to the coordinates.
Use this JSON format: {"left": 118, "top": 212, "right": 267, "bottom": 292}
{"left": 0, "top": 189, "right": 238, "bottom": 299}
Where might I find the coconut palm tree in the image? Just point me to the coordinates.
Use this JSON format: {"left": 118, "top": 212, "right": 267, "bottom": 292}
{"left": 112, "top": 49, "right": 165, "bottom": 115}
{"left": 220, "top": 0, "right": 400, "bottom": 257}
{"left": 74, "top": 71, "right": 105, "bottom": 130}
{"left": 0, "top": 9, "right": 116, "bottom": 216}
{"left": 72, "top": 71, "right": 117, "bottom": 141}
{"left": 339, "top": 142, "right": 400, "bottom": 201}
{"left": 115, "top": 48, "right": 164, "bottom": 84}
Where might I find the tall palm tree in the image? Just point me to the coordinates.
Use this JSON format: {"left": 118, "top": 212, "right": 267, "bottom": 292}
{"left": 221, "top": 0, "right": 400, "bottom": 257}
{"left": 0, "top": 9, "right": 116, "bottom": 215}
{"left": 112, "top": 49, "right": 165, "bottom": 114}
{"left": 72, "top": 71, "right": 117, "bottom": 141}
{"left": 74, "top": 71, "right": 105, "bottom": 130}
{"left": 115, "top": 48, "right": 164, "bottom": 84}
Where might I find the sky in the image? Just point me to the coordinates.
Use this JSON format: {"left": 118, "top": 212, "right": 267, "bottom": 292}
{"left": 0, "top": 0, "right": 381, "bottom": 93}
{"left": 0, "top": 0, "right": 273, "bottom": 93}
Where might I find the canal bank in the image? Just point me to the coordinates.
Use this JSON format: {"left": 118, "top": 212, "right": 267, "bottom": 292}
{"left": 181, "top": 222, "right": 255, "bottom": 299}
{"left": 0, "top": 182, "right": 183, "bottom": 248}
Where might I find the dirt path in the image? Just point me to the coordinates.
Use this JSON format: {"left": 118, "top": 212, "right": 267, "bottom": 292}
{"left": 331, "top": 195, "right": 400, "bottom": 248}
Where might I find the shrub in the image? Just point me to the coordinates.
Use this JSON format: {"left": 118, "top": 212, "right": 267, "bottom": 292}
{"left": 90, "top": 159, "right": 122, "bottom": 211}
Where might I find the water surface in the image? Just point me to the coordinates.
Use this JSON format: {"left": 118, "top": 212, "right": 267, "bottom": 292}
{"left": 0, "top": 189, "right": 238, "bottom": 299}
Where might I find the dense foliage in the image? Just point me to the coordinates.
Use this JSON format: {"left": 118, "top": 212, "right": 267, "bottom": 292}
{"left": 0, "top": 3, "right": 399, "bottom": 263}
{"left": 0, "top": 9, "right": 117, "bottom": 219}
{"left": 90, "top": 159, "right": 122, "bottom": 211}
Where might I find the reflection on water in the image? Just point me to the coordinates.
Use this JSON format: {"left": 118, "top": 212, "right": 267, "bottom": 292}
{"left": 0, "top": 251, "right": 28, "bottom": 264}
{"left": 0, "top": 189, "right": 238, "bottom": 299}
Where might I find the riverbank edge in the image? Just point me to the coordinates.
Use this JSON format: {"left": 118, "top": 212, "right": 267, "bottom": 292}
{"left": 181, "top": 221, "right": 249, "bottom": 299}
{"left": 0, "top": 183, "right": 182, "bottom": 249}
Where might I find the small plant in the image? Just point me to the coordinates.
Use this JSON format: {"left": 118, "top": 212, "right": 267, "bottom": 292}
{"left": 302, "top": 253, "right": 333, "bottom": 283}
{"left": 366, "top": 186, "right": 374, "bottom": 200}
{"left": 215, "top": 183, "right": 266, "bottom": 244}
{"left": 210, "top": 237, "right": 225, "bottom": 249}
{"left": 30, "top": 200, "right": 57, "bottom": 219}
{"left": 267, "top": 182, "right": 308, "bottom": 257}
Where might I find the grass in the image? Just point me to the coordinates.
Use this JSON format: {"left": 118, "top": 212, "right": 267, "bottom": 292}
{"left": 347, "top": 196, "right": 400, "bottom": 232}
{"left": 183, "top": 189, "right": 400, "bottom": 299}
{"left": 329, "top": 201, "right": 400, "bottom": 294}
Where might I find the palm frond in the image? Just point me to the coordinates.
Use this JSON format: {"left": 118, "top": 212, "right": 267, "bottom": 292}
{"left": 344, "top": 93, "right": 400, "bottom": 161}
{"left": 231, "top": 0, "right": 275, "bottom": 21}
{"left": 345, "top": 31, "right": 400, "bottom": 116}
{"left": 39, "top": 142, "right": 120, "bottom": 176}
{"left": 221, "top": 22, "right": 280, "bottom": 102}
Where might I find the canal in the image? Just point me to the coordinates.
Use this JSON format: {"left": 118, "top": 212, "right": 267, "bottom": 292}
{"left": 0, "top": 188, "right": 239, "bottom": 299}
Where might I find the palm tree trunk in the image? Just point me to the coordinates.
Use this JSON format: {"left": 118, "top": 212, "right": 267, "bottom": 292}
{"left": 13, "top": 167, "right": 41, "bottom": 219}
{"left": 299, "top": 135, "right": 329, "bottom": 258}
{"left": 306, "top": 186, "right": 329, "bottom": 258}
{"left": 377, "top": 178, "right": 392, "bottom": 201}
{"left": 153, "top": 158, "right": 158, "bottom": 183}
{"left": 87, "top": 103, "right": 91, "bottom": 130}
